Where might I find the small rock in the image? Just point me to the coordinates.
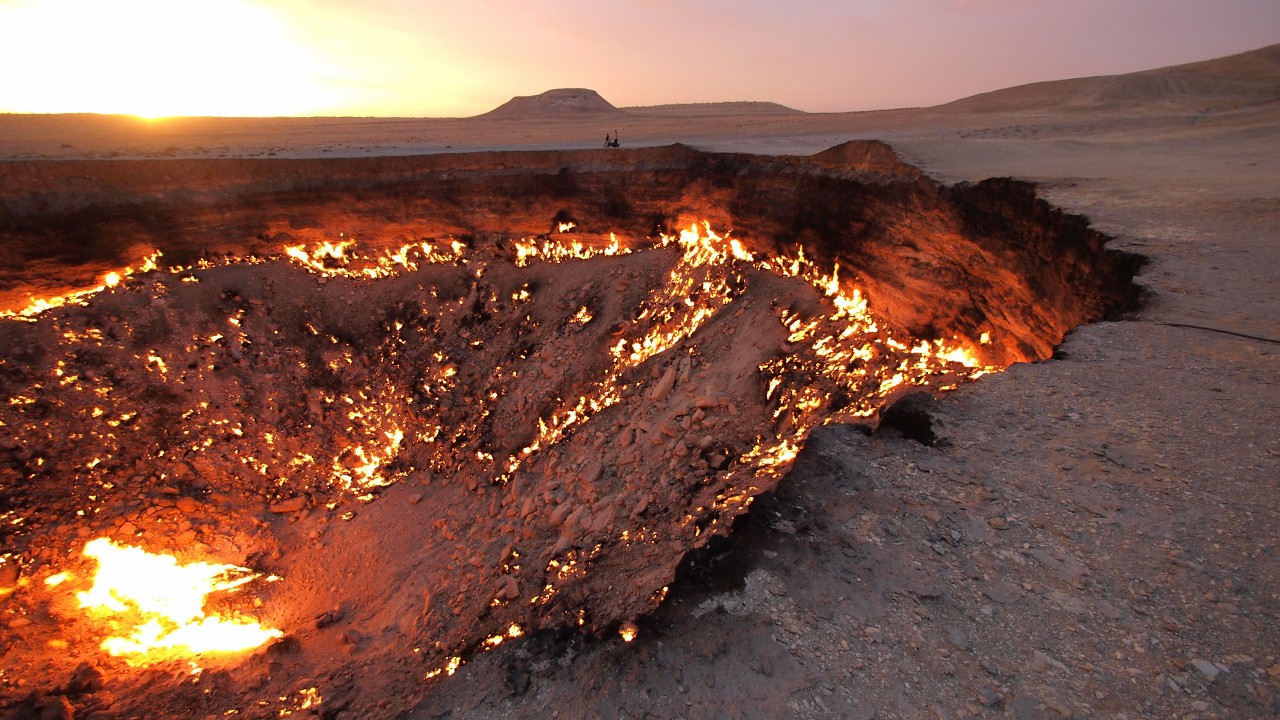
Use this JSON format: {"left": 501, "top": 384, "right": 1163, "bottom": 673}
{"left": 1034, "top": 650, "right": 1070, "bottom": 673}
{"left": 863, "top": 626, "right": 883, "bottom": 643}
{"left": 507, "top": 663, "right": 530, "bottom": 696}
{"left": 175, "top": 496, "right": 200, "bottom": 514}
{"left": 984, "top": 582, "right": 1024, "bottom": 605}
{"left": 269, "top": 496, "right": 307, "bottom": 514}
{"left": 1093, "top": 599, "right": 1122, "bottom": 619}
{"left": 407, "top": 493, "right": 422, "bottom": 505}
{"left": 549, "top": 502, "right": 572, "bottom": 527}
{"left": 1191, "top": 659, "right": 1220, "bottom": 680}
{"left": 315, "top": 609, "right": 345, "bottom": 629}
{"left": 0, "top": 560, "right": 20, "bottom": 592}
{"left": 977, "top": 686, "right": 1002, "bottom": 707}
{"left": 650, "top": 367, "right": 677, "bottom": 401}
{"left": 39, "top": 696, "right": 75, "bottom": 720}
{"left": 69, "top": 661, "right": 106, "bottom": 693}
{"left": 498, "top": 576, "right": 520, "bottom": 601}
{"left": 83, "top": 690, "right": 116, "bottom": 715}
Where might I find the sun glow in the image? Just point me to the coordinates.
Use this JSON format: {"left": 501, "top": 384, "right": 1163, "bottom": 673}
{"left": 0, "top": 0, "right": 339, "bottom": 117}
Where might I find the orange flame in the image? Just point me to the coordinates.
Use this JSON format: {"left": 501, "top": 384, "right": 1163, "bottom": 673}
{"left": 283, "top": 238, "right": 464, "bottom": 278}
{"left": 75, "top": 538, "right": 281, "bottom": 663}
{"left": 1, "top": 251, "right": 160, "bottom": 320}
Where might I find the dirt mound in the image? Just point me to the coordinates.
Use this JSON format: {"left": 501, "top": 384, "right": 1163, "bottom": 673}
{"left": 0, "top": 143, "right": 1141, "bottom": 719}
{"left": 480, "top": 88, "right": 624, "bottom": 119}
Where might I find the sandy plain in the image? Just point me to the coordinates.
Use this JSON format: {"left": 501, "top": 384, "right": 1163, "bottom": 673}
{"left": 1, "top": 44, "right": 1278, "bottom": 719}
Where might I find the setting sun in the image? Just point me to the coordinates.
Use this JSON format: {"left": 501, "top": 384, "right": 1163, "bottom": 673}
{"left": 0, "top": 0, "right": 338, "bottom": 117}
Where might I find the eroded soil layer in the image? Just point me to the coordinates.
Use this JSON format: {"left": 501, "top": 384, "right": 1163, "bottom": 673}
{"left": 0, "top": 143, "right": 1139, "bottom": 719}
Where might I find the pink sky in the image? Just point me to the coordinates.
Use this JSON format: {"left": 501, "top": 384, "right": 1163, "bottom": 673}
{"left": 1, "top": 0, "right": 1277, "bottom": 117}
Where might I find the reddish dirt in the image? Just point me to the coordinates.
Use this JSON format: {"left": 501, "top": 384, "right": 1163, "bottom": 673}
{"left": 0, "top": 145, "right": 1140, "bottom": 719}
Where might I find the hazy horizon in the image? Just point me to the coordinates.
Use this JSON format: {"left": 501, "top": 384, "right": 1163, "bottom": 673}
{"left": 1, "top": 0, "right": 1277, "bottom": 118}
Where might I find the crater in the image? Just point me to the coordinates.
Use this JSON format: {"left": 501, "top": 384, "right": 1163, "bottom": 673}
{"left": 0, "top": 142, "right": 1140, "bottom": 719}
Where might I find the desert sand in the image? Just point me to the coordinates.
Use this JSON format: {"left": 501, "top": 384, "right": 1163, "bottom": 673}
{"left": 0, "top": 44, "right": 1277, "bottom": 720}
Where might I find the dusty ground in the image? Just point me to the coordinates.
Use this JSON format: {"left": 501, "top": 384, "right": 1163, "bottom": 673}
{"left": 1, "top": 45, "right": 1278, "bottom": 719}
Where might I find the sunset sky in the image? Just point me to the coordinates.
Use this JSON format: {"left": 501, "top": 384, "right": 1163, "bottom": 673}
{"left": 1, "top": 0, "right": 1276, "bottom": 118}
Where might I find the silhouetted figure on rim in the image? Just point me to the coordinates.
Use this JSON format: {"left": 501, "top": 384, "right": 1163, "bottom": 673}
{"left": 605, "top": 130, "right": 620, "bottom": 148}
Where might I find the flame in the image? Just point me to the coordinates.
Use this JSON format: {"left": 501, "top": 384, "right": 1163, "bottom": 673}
{"left": 569, "top": 306, "right": 593, "bottom": 325}
{"left": 1, "top": 250, "right": 160, "bottom": 320}
{"left": 45, "top": 571, "right": 72, "bottom": 587}
{"left": 74, "top": 538, "right": 281, "bottom": 663}
{"left": 608, "top": 222, "right": 745, "bottom": 367}
{"left": 513, "top": 232, "right": 623, "bottom": 268}
{"left": 283, "top": 238, "right": 464, "bottom": 278}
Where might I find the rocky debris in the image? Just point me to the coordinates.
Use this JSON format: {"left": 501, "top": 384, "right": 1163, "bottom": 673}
{"left": 0, "top": 143, "right": 1154, "bottom": 720}
{"left": 392, "top": 325, "right": 1280, "bottom": 719}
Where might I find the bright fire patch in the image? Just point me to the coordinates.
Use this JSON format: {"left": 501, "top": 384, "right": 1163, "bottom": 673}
{"left": 76, "top": 538, "right": 281, "bottom": 662}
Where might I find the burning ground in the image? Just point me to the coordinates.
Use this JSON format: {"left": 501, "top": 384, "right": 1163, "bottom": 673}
{"left": 0, "top": 143, "right": 1139, "bottom": 719}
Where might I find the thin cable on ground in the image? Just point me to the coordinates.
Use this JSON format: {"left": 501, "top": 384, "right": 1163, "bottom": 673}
{"left": 1155, "top": 321, "right": 1280, "bottom": 345}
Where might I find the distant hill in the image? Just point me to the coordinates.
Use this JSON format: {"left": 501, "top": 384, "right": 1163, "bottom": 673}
{"left": 623, "top": 101, "right": 802, "bottom": 117}
{"left": 940, "top": 43, "right": 1280, "bottom": 113}
{"left": 477, "top": 91, "right": 804, "bottom": 119}
{"left": 479, "top": 89, "right": 624, "bottom": 119}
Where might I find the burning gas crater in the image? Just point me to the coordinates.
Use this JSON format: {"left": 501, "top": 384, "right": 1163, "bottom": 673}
{"left": 0, "top": 213, "right": 1095, "bottom": 718}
